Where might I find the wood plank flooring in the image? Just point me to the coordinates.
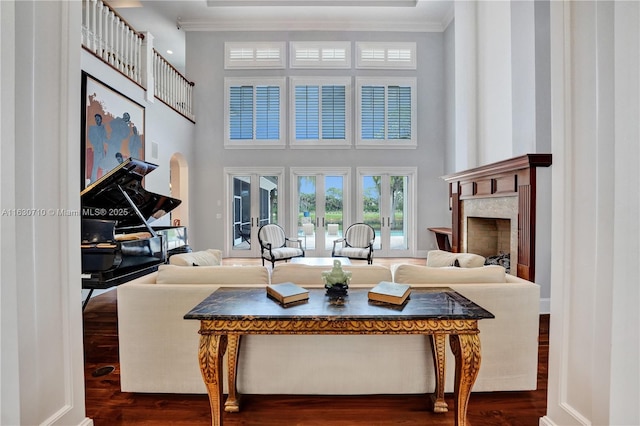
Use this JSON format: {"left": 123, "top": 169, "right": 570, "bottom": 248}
{"left": 83, "top": 258, "right": 548, "bottom": 425}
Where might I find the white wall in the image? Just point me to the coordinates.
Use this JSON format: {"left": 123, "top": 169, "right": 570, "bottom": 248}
{"left": 543, "top": 1, "right": 640, "bottom": 425}
{"left": 185, "top": 30, "right": 451, "bottom": 255}
{"left": 1, "top": 1, "right": 90, "bottom": 425}
{"left": 476, "top": 1, "right": 513, "bottom": 164}
{"left": 443, "top": 20, "right": 456, "bottom": 175}
{"left": 451, "top": 1, "right": 552, "bottom": 306}
{"left": 80, "top": 54, "right": 196, "bottom": 228}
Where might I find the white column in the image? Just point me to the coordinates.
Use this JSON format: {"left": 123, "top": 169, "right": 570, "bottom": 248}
{"left": 3, "top": 1, "right": 89, "bottom": 425}
{"left": 544, "top": 1, "right": 640, "bottom": 425}
{"left": 610, "top": 1, "right": 640, "bottom": 423}
{"left": 453, "top": 0, "right": 477, "bottom": 171}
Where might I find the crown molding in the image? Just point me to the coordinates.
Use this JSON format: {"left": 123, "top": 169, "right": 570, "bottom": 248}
{"left": 179, "top": 19, "right": 445, "bottom": 32}
{"left": 441, "top": 3, "right": 454, "bottom": 29}
{"left": 207, "top": 0, "right": 417, "bottom": 6}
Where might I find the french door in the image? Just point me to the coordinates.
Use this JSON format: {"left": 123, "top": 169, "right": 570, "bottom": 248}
{"left": 290, "top": 168, "right": 351, "bottom": 257}
{"left": 225, "top": 167, "right": 284, "bottom": 257}
{"left": 357, "top": 167, "right": 416, "bottom": 257}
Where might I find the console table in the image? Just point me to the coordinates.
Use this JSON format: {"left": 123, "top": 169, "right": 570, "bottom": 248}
{"left": 184, "top": 287, "right": 494, "bottom": 426}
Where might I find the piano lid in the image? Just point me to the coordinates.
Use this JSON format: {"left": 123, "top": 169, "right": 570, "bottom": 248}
{"left": 81, "top": 158, "right": 181, "bottom": 227}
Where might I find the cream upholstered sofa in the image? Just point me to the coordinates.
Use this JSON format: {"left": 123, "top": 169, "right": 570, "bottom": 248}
{"left": 117, "top": 259, "right": 539, "bottom": 395}
{"left": 168, "top": 248, "right": 222, "bottom": 266}
{"left": 392, "top": 264, "right": 540, "bottom": 392}
{"left": 117, "top": 262, "right": 270, "bottom": 394}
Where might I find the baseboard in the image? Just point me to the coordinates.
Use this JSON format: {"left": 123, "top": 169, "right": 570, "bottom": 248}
{"left": 539, "top": 297, "right": 550, "bottom": 314}
{"left": 539, "top": 416, "right": 557, "bottom": 426}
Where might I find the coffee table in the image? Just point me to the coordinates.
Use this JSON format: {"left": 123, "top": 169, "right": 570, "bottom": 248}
{"left": 184, "top": 287, "right": 494, "bottom": 426}
{"left": 290, "top": 256, "right": 351, "bottom": 265}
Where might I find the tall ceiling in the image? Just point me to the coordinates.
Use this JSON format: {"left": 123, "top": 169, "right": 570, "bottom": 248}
{"left": 105, "top": 0, "right": 453, "bottom": 74}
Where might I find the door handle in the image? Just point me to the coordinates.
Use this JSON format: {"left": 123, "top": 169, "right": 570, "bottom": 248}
{"left": 322, "top": 217, "right": 325, "bottom": 227}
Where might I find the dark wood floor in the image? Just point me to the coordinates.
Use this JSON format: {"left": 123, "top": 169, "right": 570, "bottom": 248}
{"left": 83, "top": 258, "right": 549, "bottom": 425}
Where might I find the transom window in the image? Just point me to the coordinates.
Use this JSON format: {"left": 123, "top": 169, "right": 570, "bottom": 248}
{"left": 225, "top": 78, "right": 286, "bottom": 148}
{"left": 290, "top": 77, "right": 351, "bottom": 148}
{"left": 355, "top": 77, "right": 417, "bottom": 148}
{"left": 290, "top": 42, "right": 351, "bottom": 69}
{"left": 356, "top": 42, "right": 417, "bottom": 70}
{"left": 224, "top": 42, "right": 286, "bottom": 69}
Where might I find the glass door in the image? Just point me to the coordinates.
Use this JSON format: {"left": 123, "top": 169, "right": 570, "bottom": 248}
{"left": 357, "top": 168, "right": 415, "bottom": 257}
{"left": 291, "top": 168, "right": 350, "bottom": 257}
{"left": 226, "top": 168, "right": 284, "bottom": 257}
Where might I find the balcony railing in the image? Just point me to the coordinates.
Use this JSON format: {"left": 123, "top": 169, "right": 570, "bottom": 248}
{"left": 154, "top": 50, "right": 195, "bottom": 120}
{"left": 81, "top": 0, "right": 195, "bottom": 122}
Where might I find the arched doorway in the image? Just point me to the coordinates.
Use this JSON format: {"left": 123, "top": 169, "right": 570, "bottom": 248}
{"left": 170, "top": 153, "right": 189, "bottom": 227}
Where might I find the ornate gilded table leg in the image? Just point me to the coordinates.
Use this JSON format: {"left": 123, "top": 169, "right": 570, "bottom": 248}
{"left": 429, "top": 333, "right": 448, "bottom": 413}
{"left": 224, "top": 335, "right": 241, "bottom": 413}
{"left": 450, "top": 333, "right": 481, "bottom": 426}
{"left": 198, "top": 332, "right": 228, "bottom": 426}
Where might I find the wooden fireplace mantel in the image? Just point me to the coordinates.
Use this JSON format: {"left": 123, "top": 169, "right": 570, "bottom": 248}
{"left": 442, "top": 154, "right": 552, "bottom": 281}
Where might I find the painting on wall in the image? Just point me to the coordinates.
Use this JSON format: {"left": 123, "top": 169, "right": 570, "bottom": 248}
{"left": 81, "top": 72, "right": 145, "bottom": 188}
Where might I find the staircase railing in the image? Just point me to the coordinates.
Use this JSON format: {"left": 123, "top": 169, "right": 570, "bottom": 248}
{"left": 154, "top": 50, "right": 195, "bottom": 120}
{"left": 81, "top": 0, "right": 195, "bottom": 122}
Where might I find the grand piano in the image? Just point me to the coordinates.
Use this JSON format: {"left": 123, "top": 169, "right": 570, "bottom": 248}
{"left": 81, "top": 158, "right": 187, "bottom": 301}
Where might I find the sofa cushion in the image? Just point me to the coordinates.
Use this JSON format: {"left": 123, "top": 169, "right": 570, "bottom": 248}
{"left": 169, "top": 249, "right": 222, "bottom": 266}
{"left": 155, "top": 264, "right": 269, "bottom": 285}
{"left": 426, "top": 250, "right": 486, "bottom": 268}
{"left": 271, "top": 263, "right": 392, "bottom": 286}
{"left": 393, "top": 264, "right": 506, "bottom": 284}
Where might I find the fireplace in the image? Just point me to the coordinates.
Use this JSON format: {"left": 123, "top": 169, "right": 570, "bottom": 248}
{"left": 443, "top": 154, "right": 551, "bottom": 281}
{"left": 466, "top": 217, "right": 512, "bottom": 258}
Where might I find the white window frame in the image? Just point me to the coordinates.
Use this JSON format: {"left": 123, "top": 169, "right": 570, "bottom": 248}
{"left": 224, "top": 42, "right": 286, "bottom": 69}
{"left": 289, "top": 76, "right": 352, "bottom": 149}
{"left": 355, "top": 42, "right": 417, "bottom": 70}
{"left": 224, "top": 77, "right": 286, "bottom": 149}
{"left": 290, "top": 42, "right": 351, "bottom": 69}
{"left": 355, "top": 77, "right": 417, "bottom": 149}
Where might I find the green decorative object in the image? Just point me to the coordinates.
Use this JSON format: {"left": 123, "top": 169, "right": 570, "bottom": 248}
{"left": 322, "top": 259, "right": 351, "bottom": 304}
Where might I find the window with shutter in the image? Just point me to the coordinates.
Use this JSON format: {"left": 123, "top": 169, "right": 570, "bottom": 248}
{"left": 356, "top": 42, "right": 416, "bottom": 70}
{"left": 356, "top": 77, "right": 416, "bottom": 148}
{"left": 225, "top": 78, "right": 285, "bottom": 148}
{"left": 225, "top": 42, "right": 286, "bottom": 69}
{"left": 290, "top": 77, "right": 351, "bottom": 148}
{"left": 290, "top": 42, "right": 351, "bottom": 69}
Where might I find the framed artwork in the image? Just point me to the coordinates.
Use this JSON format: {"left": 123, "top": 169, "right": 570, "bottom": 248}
{"left": 81, "top": 72, "right": 145, "bottom": 188}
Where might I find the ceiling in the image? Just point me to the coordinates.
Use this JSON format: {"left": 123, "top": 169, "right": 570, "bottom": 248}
{"left": 105, "top": 0, "right": 453, "bottom": 74}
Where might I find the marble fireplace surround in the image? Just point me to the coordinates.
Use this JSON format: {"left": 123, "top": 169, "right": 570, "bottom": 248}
{"left": 443, "top": 154, "right": 552, "bottom": 281}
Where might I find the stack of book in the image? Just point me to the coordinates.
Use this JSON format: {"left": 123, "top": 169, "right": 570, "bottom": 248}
{"left": 266, "top": 282, "right": 309, "bottom": 307}
{"left": 368, "top": 281, "right": 411, "bottom": 306}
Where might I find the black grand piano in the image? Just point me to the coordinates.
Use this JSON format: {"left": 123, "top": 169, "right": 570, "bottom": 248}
{"left": 81, "top": 158, "right": 188, "bottom": 301}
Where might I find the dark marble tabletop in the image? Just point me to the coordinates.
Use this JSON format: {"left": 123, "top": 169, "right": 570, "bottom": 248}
{"left": 184, "top": 287, "right": 494, "bottom": 321}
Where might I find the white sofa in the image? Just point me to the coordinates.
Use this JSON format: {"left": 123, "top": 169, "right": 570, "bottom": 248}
{"left": 117, "top": 263, "right": 270, "bottom": 394}
{"left": 117, "top": 260, "right": 539, "bottom": 395}
{"left": 392, "top": 264, "right": 540, "bottom": 392}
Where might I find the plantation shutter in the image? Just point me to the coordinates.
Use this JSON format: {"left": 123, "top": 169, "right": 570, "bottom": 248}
{"left": 295, "top": 85, "right": 320, "bottom": 139}
{"left": 255, "top": 85, "right": 280, "bottom": 140}
{"left": 387, "top": 86, "right": 411, "bottom": 139}
{"left": 229, "top": 86, "right": 254, "bottom": 140}
{"left": 321, "top": 85, "right": 346, "bottom": 140}
{"left": 361, "top": 86, "right": 386, "bottom": 140}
